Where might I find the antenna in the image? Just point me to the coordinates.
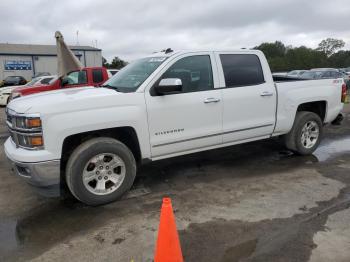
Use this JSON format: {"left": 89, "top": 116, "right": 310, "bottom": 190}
{"left": 163, "top": 48, "right": 173, "bottom": 54}
{"left": 76, "top": 30, "right": 80, "bottom": 46}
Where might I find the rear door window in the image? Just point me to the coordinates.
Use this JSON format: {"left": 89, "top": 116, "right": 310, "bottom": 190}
{"left": 65, "top": 70, "right": 88, "bottom": 85}
{"left": 220, "top": 54, "right": 265, "bottom": 87}
{"left": 92, "top": 69, "right": 104, "bottom": 83}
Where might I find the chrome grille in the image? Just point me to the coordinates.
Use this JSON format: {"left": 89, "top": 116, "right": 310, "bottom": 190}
{"left": 6, "top": 111, "right": 12, "bottom": 124}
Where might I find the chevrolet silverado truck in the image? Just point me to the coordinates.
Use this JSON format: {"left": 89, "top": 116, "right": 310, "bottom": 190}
{"left": 4, "top": 50, "right": 346, "bottom": 205}
{"left": 10, "top": 66, "right": 109, "bottom": 99}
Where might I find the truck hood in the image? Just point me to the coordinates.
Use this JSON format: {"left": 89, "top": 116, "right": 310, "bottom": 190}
{"left": 7, "top": 86, "right": 120, "bottom": 114}
{"left": 12, "top": 83, "right": 50, "bottom": 93}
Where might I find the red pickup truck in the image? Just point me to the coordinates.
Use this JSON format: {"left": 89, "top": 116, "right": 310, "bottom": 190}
{"left": 11, "top": 67, "right": 109, "bottom": 99}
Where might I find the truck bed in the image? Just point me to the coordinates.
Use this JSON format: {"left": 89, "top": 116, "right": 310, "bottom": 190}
{"left": 272, "top": 77, "right": 344, "bottom": 136}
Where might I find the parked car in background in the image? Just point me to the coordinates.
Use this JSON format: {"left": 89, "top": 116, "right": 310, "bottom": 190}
{"left": 319, "top": 70, "right": 344, "bottom": 79}
{"left": 287, "top": 70, "right": 307, "bottom": 78}
{"left": 107, "top": 69, "right": 119, "bottom": 78}
{"left": 310, "top": 68, "right": 334, "bottom": 71}
{"left": 0, "top": 75, "right": 56, "bottom": 106}
{"left": 0, "top": 76, "right": 27, "bottom": 87}
{"left": 272, "top": 72, "right": 288, "bottom": 77}
{"left": 299, "top": 71, "right": 323, "bottom": 79}
{"left": 313, "top": 69, "right": 349, "bottom": 87}
{"left": 338, "top": 68, "right": 349, "bottom": 75}
{"left": 4, "top": 49, "right": 345, "bottom": 205}
{"left": 33, "top": 72, "right": 51, "bottom": 78}
{"left": 11, "top": 67, "right": 109, "bottom": 99}
{"left": 300, "top": 69, "right": 347, "bottom": 82}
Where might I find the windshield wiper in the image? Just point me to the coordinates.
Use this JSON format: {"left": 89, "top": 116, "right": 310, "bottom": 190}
{"left": 101, "top": 84, "right": 119, "bottom": 91}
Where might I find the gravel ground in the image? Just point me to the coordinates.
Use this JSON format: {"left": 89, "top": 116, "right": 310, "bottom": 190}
{"left": 0, "top": 105, "right": 349, "bottom": 262}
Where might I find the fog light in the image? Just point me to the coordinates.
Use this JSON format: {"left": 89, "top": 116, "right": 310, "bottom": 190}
{"left": 16, "top": 165, "right": 31, "bottom": 176}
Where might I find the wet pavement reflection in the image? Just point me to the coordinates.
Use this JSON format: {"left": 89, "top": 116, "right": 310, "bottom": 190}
{"left": 1, "top": 132, "right": 350, "bottom": 261}
{"left": 314, "top": 136, "right": 350, "bottom": 161}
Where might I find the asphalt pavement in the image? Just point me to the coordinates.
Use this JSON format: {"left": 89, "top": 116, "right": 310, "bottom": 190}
{"left": 0, "top": 105, "right": 350, "bottom": 262}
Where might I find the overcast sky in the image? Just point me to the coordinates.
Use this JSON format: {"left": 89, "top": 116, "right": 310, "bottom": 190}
{"left": 0, "top": 0, "right": 349, "bottom": 62}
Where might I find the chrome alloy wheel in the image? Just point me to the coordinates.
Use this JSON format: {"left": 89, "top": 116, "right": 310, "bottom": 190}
{"left": 82, "top": 153, "right": 126, "bottom": 195}
{"left": 301, "top": 120, "right": 319, "bottom": 149}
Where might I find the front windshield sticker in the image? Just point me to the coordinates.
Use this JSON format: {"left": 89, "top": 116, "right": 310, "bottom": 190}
{"left": 149, "top": 57, "right": 167, "bottom": 62}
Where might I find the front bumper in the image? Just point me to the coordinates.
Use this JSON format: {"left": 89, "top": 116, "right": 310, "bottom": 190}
{"left": 6, "top": 155, "right": 61, "bottom": 197}
{"left": 0, "top": 94, "right": 9, "bottom": 106}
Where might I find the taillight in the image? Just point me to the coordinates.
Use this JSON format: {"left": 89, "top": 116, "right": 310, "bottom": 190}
{"left": 341, "top": 83, "right": 347, "bottom": 103}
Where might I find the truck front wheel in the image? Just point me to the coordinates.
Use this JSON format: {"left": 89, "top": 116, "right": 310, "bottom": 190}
{"left": 285, "top": 111, "right": 323, "bottom": 155}
{"left": 66, "top": 137, "right": 136, "bottom": 206}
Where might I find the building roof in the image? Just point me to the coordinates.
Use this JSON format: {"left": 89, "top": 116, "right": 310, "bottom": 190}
{"left": 0, "top": 43, "right": 101, "bottom": 56}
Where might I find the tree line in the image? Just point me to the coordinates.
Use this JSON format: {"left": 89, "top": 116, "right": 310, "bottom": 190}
{"left": 102, "top": 56, "right": 128, "bottom": 69}
{"left": 254, "top": 38, "right": 350, "bottom": 72}
{"left": 103, "top": 38, "right": 349, "bottom": 72}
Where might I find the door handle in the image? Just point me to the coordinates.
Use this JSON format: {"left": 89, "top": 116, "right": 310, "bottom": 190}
{"left": 260, "top": 91, "right": 274, "bottom": 97}
{"left": 204, "top": 97, "right": 221, "bottom": 103}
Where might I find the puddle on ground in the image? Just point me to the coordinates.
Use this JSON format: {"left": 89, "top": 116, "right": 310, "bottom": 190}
{"left": 0, "top": 201, "right": 93, "bottom": 261}
{"left": 277, "top": 136, "right": 350, "bottom": 163}
{"left": 0, "top": 183, "right": 152, "bottom": 260}
{"left": 314, "top": 136, "right": 350, "bottom": 162}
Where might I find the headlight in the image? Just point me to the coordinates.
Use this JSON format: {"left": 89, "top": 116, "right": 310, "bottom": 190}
{"left": 6, "top": 111, "right": 44, "bottom": 150}
{"left": 15, "top": 116, "right": 42, "bottom": 130}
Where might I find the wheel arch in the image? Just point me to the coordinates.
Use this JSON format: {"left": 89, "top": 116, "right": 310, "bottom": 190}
{"left": 60, "top": 126, "right": 142, "bottom": 184}
{"left": 296, "top": 100, "right": 327, "bottom": 123}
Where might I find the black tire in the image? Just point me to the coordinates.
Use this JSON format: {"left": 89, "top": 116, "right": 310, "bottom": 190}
{"left": 66, "top": 137, "right": 136, "bottom": 206}
{"left": 284, "top": 111, "right": 323, "bottom": 155}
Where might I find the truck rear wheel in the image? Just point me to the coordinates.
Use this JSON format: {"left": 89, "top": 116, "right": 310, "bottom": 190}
{"left": 66, "top": 137, "right": 136, "bottom": 206}
{"left": 284, "top": 111, "right": 323, "bottom": 155}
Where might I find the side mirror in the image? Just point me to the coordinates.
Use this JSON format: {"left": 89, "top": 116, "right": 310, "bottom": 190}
{"left": 155, "top": 78, "right": 182, "bottom": 95}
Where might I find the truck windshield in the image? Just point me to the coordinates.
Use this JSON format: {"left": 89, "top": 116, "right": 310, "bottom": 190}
{"left": 102, "top": 57, "right": 167, "bottom": 92}
{"left": 25, "top": 78, "right": 40, "bottom": 86}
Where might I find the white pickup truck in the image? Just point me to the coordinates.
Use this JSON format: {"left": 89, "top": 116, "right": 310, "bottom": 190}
{"left": 4, "top": 50, "right": 346, "bottom": 205}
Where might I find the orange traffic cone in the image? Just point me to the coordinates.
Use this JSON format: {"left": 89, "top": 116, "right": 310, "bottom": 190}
{"left": 154, "top": 198, "right": 184, "bottom": 262}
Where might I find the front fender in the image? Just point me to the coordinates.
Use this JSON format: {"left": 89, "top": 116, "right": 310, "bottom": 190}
{"left": 42, "top": 105, "right": 150, "bottom": 161}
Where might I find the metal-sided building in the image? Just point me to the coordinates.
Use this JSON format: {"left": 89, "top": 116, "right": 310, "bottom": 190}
{"left": 0, "top": 43, "right": 102, "bottom": 81}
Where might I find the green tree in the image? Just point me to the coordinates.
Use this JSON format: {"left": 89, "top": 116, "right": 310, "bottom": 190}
{"left": 316, "top": 38, "right": 345, "bottom": 57}
{"left": 285, "top": 46, "right": 328, "bottom": 70}
{"left": 254, "top": 41, "right": 286, "bottom": 59}
{"left": 254, "top": 41, "right": 288, "bottom": 71}
{"left": 110, "top": 57, "right": 128, "bottom": 69}
{"left": 328, "top": 50, "right": 350, "bottom": 68}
